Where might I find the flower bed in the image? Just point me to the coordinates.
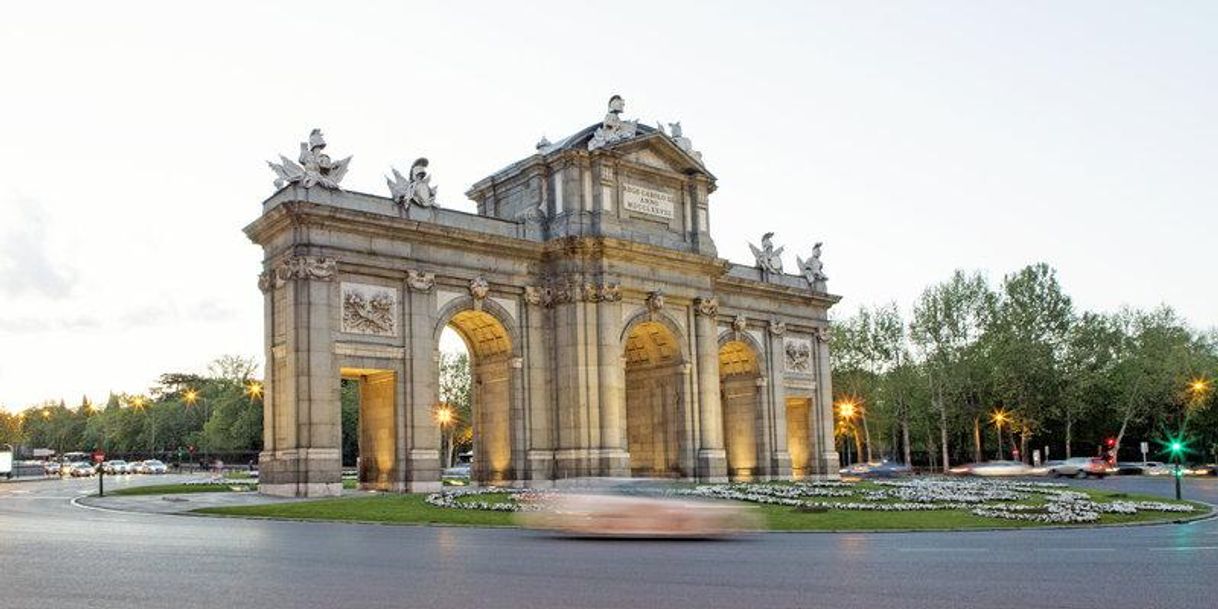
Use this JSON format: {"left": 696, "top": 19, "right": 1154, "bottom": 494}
{"left": 423, "top": 478, "right": 1198, "bottom": 527}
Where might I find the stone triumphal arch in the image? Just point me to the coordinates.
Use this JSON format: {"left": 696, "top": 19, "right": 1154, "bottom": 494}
{"left": 247, "top": 97, "right": 841, "bottom": 496}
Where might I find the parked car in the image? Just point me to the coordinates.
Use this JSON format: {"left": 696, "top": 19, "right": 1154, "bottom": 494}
{"left": 948, "top": 460, "right": 1031, "bottom": 477}
{"left": 1047, "top": 457, "right": 1110, "bottom": 478}
{"left": 141, "top": 459, "right": 168, "bottom": 474}
{"left": 43, "top": 460, "right": 63, "bottom": 476}
{"left": 68, "top": 461, "right": 96, "bottom": 477}
{"left": 102, "top": 460, "right": 129, "bottom": 475}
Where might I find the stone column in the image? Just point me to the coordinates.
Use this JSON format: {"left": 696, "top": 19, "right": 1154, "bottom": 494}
{"left": 766, "top": 320, "right": 791, "bottom": 480}
{"left": 523, "top": 287, "right": 554, "bottom": 482}
{"left": 693, "top": 297, "right": 727, "bottom": 482}
{"left": 597, "top": 293, "right": 630, "bottom": 476}
{"left": 259, "top": 256, "right": 343, "bottom": 498}
{"left": 813, "top": 327, "right": 840, "bottom": 478}
{"left": 403, "top": 272, "right": 441, "bottom": 492}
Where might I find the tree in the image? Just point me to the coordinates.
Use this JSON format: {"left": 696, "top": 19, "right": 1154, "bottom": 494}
{"left": 910, "top": 270, "right": 995, "bottom": 470}
{"left": 986, "top": 263, "right": 1074, "bottom": 462}
{"left": 439, "top": 352, "right": 472, "bottom": 467}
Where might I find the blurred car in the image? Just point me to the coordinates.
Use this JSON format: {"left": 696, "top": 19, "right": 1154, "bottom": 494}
{"left": 141, "top": 459, "right": 168, "bottom": 474}
{"left": 68, "top": 461, "right": 96, "bottom": 477}
{"left": 43, "top": 460, "right": 63, "bottom": 476}
{"left": 518, "top": 479, "right": 759, "bottom": 538}
{"left": 102, "top": 460, "right": 129, "bottom": 475}
{"left": 1047, "top": 457, "right": 1109, "bottom": 478}
{"left": 1115, "top": 461, "right": 1170, "bottom": 476}
{"left": 840, "top": 461, "right": 913, "bottom": 478}
{"left": 1029, "top": 460, "right": 1064, "bottom": 476}
{"left": 441, "top": 464, "right": 471, "bottom": 485}
{"left": 126, "top": 460, "right": 145, "bottom": 474}
{"left": 948, "top": 460, "right": 1031, "bottom": 477}
{"left": 1184, "top": 464, "right": 1217, "bottom": 476}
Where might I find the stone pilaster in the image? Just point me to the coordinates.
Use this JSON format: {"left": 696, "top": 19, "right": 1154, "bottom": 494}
{"left": 693, "top": 297, "right": 727, "bottom": 482}
{"left": 813, "top": 327, "right": 840, "bottom": 478}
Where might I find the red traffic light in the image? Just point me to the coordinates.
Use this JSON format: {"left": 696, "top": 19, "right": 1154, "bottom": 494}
{"left": 1105, "top": 437, "right": 1116, "bottom": 447}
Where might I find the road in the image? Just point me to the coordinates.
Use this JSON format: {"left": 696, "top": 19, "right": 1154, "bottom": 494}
{"left": 1, "top": 475, "right": 1216, "bottom": 609}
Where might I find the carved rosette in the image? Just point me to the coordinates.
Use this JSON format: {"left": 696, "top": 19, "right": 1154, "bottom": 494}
{"left": 731, "top": 313, "right": 748, "bottom": 334}
{"left": 407, "top": 269, "right": 435, "bottom": 292}
{"left": 469, "top": 276, "right": 490, "bottom": 309}
{"left": 261, "top": 256, "right": 337, "bottom": 291}
{"left": 694, "top": 296, "right": 719, "bottom": 317}
{"left": 645, "top": 290, "right": 665, "bottom": 314}
{"left": 768, "top": 320, "right": 787, "bottom": 336}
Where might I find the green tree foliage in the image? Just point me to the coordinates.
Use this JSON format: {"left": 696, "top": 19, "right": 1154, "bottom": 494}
{"left": 835, "top": 265, "right": 1218, "bottom": 468}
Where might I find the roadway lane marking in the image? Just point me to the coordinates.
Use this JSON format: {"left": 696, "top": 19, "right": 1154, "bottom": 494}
{"left": 1148, "top": 546, "right": 1218, "bottom": 552}
{"left": 896, "top": 548, "right": 988, "bottom": 553}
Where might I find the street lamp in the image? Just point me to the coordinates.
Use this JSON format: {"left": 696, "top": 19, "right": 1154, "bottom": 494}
{"left": 246, "top": 381, "right": 263, "bottom": 399}
{"left": 435, "top": 404, "right": 455, "bottom": 467}
{"left": 837, "top": 400, "right": 857, "bottom": 465}
{"left": 991, "top": 410, "right": 1009, "bottom": 460}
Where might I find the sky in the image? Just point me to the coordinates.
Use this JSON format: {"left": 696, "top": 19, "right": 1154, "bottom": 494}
{"left": 1, "top": 1, "right": 1215, "bottom": 410}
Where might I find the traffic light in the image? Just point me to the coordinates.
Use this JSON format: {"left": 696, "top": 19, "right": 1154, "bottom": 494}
{"left": 1105, "top": 437, "right": 1116, "bottom": 448}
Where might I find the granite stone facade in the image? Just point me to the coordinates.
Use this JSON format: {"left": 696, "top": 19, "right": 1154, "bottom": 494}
{"left": 246, "top": 105, "right": 841, "bottom": 497}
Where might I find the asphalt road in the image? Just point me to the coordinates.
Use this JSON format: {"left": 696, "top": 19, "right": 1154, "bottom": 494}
{"left": 2, "top": 475, "right": 1216, "bottom": 609}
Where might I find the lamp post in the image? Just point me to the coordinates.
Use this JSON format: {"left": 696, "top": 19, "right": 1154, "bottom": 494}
{"left": 991, "top": 410, "right": 1009, "bottom": 460}
{"left": 435, "top": 404, "right": 455, "bottom": 468}
{"left": 183, "top": 389, "right": 206, "bottom": 464}
{"left": 837, "top": 401, "right": 857, "bottom": 466}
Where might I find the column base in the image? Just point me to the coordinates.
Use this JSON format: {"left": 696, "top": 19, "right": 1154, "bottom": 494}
{"left": 257, "top": 448, "right": 342, "bottom": 497}
{"left": 697, "top": 449, "right": 728, "bottom": 483}
{"left": 819, "top": 450, "right": 842, "bottom": 479}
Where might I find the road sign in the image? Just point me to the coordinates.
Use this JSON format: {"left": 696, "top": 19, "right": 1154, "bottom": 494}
{"left": 91, "top": 451, "right": 105, "bottom": 463}
{"left": 1140, "top": 441, "right": 1149, "bottom": 461}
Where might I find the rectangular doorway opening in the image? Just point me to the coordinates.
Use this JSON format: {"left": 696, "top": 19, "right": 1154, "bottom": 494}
{"left": 340, "top": 368, "right": 396, "bottom": 491}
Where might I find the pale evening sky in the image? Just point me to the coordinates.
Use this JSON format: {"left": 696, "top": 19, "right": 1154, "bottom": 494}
{"left": 1, "top": 1, "right": 1215, "bottom": 410}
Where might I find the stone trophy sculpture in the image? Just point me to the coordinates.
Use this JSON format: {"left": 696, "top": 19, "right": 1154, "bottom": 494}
{"left": 267, "top": 129, "right": 351, "bottom": 190}
{"left": 748, "top": 232, "right": 785, "bottom": 275}
{"left": 387, "top": 157, "right": 438, "bottom": 208}
{"left": 796, "top": 242, "right": 828, "bottom": 290}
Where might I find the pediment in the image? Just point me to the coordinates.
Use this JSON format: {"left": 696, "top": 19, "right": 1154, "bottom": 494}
{"left": 609, "top": 133, "right": 715, "bottom": 182}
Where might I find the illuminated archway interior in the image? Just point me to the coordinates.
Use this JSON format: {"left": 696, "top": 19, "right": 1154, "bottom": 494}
{"left": 719, "top": 340, "right": 760, "bottom": 480}
{"left": 624, "top": 321, "right": 684, "bottom": 476}
{"left": 446, "top": 309, "right": 513, "bottom": 483}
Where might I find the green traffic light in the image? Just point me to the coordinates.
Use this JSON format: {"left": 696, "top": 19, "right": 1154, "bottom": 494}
{"left": 1170, "top": 440, "right": 1184, "bottom": 454}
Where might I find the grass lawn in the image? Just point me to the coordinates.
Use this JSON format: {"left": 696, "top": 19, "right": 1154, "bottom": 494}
{"left": 190, "top": 485, "right": 1209, "bottom": 531}
{"left": 195, "top": 493, "right": 515, "bottom": 526}
{"left": 109, "top": 483, "right": 254, "bottom": 496}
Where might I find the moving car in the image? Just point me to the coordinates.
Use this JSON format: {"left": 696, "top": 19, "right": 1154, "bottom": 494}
{"left": 948, "top": 460, "right": 1031, "bottom": 477}
{"left": 43, "top": 460, "right": 63, "bottom": 476}
{"left": 518, "top": 479, "right": 759, "bottom": 538}
{"left": 1185, "top": 464, "right": 1217, "bottom": 476}
{"left": 1115, "top": 461, "right": 1170, "bottom": 476}
{"left": 1046, "top": 457, "right": 1109, "bottom": 478}
{"left": 840, "top": 461, "right": 913, "bottom": 478}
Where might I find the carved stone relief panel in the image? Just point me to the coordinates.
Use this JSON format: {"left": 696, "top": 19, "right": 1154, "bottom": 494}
{"left": 340, "top": 282, "right": 398, "bottom": 337}
{"left": 783, "top": 337, "right": 812, "bottom": 374}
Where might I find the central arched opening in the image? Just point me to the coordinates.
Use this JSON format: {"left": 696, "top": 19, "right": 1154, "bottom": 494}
{"left": 624, "top": 320, "right": 684, "bottom": 477}
{"left": 443, "top": 309, "right": 513, "bottom": 484}
{"left": 719, "top": 339, "right": 761, "bottom": 480}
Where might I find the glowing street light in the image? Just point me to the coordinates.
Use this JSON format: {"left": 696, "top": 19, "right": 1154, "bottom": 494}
{"left": 837, "top": 401, "right": 857, "bottom": 420}
{"left": 130, "top": 395, "right": 147, "bottom": 409}
{"left": 991, "top": 410, "right": 1010, "bottom": 460}
{"left": 246, "top": 381, "right": 264, "bottom": 399}
{"left": 435, "top": 405, "right": 455, "bottom": 427}
{"left": 183, "top": 389, "right": 199, "bottom": 405}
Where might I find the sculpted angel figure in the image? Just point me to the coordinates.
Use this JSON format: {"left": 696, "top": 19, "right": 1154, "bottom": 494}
{"left": 749, "top": 232, "right": 785, "bottom": 274}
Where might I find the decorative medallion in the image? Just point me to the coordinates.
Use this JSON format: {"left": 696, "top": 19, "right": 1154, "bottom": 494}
{"left": 469, "top": 276, "right": 490, "bottom": 302}
{"left": 524, "top": 286, "right": 543, "bottom": 306}
{"left": 645, "top": 290, "right": 665, "bottom": 314}
{"left": 341, "top": 283, "right": 398, "bottom": 336}
{"left": 267, "top": 256, "right": 337, "bottom": 288}
{"left": 812, "top": 326, "right": 831, "bottom": 343}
